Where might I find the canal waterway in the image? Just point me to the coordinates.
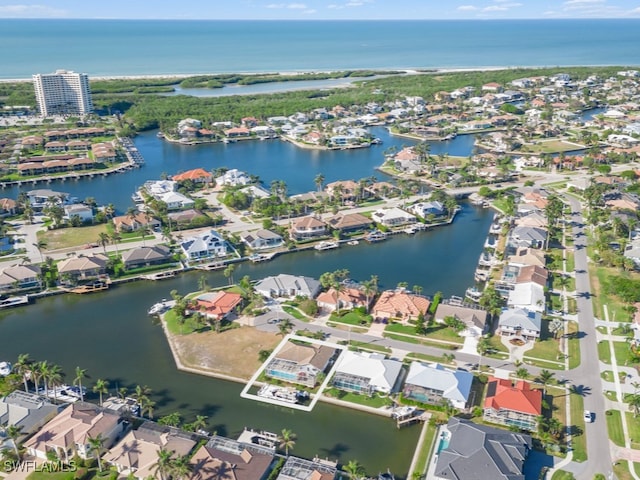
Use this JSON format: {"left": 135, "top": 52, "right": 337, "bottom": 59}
{"left": 0, "top": 201, "right": 492, "bottom": 477}
{"left": 3, "top": 127, "right": 477, "bottom": 213}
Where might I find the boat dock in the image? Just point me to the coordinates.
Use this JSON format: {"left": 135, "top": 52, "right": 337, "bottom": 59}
{"left": 0, "top": 295, "right": 30, "bottom": 308}
{"left": 69, "top": 281, "right": 109, "bottom": 294}
{"left": 396, "top": 411, "right": 430, "bottom": 429}
{"left": 142, "top": 270, "right": 177, "bottom": 280}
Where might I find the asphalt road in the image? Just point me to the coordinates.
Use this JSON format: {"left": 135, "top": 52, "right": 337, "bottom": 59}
{"left": 564, "top": 196, "right": 614, "bottom": 479}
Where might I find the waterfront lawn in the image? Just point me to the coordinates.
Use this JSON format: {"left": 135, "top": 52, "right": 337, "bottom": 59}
{"left": 569, "top": 392, "right": 587, "bottom": 462}
{"left": 412, "top": 422, "right": 438, "bottom": 478}
{"left": 324, "top": 388, "right": 389, "bottom": 408}
{"left": 606, "top": 410, "right": 625, "bottom": 447}
{"left": 165, "top": 309, "right": 205, "bottom": 335}
{"left": 37, "top": 223, "right": 108, "bottom": 250}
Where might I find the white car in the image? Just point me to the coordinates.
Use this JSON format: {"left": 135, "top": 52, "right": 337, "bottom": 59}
{"left": 584, "top": 410, "right": 593, "bottom": 423}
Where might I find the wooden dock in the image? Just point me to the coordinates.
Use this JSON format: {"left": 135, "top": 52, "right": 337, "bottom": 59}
{"left": 397, "top": 411, "right": 430, "bottom": 429}
{"left": 69, "top": 282, "right": 109, "bottom": 294}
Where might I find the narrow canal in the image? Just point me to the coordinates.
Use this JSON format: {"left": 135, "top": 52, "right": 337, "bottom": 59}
{"left": 0, "top": 124, "right": 492, "bottom": 477}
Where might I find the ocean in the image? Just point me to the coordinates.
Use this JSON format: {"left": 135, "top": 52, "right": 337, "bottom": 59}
{"left": 1, "top": 18, "right": 640, "bottom": 79}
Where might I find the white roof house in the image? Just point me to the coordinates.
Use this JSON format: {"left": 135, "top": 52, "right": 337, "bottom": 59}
{"left": 254, "top": 274, "right": 321, "bottom": 299}
{"left": 158, "top": 191, "right": 195, "bottom": 211}
{"left": 216, "top": 169, "right": 250, "bottom": 187}
{"left": 371, "top": 207, "right": 416, "bottom": 227}
{"left": 403, "top": 362, "right": 473, "bottom": 410}
{"left": 498, "top": 308, "right": 542, "bottom": 340}
{"left": 180, "top": 230, "right": 227, "bottom": 261}
{"left": 332, "top": 351, "right": 403, "bottom": 394}
{"left": 507, "top": 283, "right": 546, "bottom": 312}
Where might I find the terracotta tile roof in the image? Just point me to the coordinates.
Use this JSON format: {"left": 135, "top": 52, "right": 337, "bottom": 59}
{"left": 172, "top": 168, "right": 213, "bottom": 182}
{"left": 372, "top": 290, "right": 430, "bottom": 319}
{"left": 484, "top": 377, "right": 542, "bottom": 416}
{"left": 193, "top": 291, "right": 242, "bottom": 319}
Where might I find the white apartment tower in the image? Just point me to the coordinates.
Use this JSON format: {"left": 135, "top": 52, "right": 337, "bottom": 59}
{"left": 33, "top": 70, "right": 93, "bottom": 117}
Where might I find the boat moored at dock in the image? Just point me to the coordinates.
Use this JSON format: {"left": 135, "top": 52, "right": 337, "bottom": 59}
{"left": 314, "top": 241, "right": 340, "bottom": 251}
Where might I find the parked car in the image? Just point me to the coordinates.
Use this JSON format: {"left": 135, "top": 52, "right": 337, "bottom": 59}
{"left": 584, "top": 410, "right": 593, "bottom": 423}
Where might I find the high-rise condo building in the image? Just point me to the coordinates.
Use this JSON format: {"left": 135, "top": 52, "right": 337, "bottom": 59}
{"left": 33, "top": 70, "right": 93, "bottom": 117}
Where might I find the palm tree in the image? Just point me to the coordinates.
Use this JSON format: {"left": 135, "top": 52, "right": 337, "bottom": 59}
{"left": 73, "top": 367, "right": 87, "bottom": 402}
{"left": 33, "top": 240, "right": 47, "bottom": 263}
{"left": 549, "top": 319, "right": 564, "bottom": 340}
{"left": 46, "top": 364, "right": 64, "bottom": 401}
{"left": 278, "top": 319, "right": 294, "bottom": 337}
{"left": 278, "top": 429, "right": 296, "bottom": 455}
{"left": 537, "top": 369, "right": 554, "bottom": 394}
{"left": 514, "top": 367, "right": 530, "bottom": 380}
{"left": 170, "top": 454, "right": 193, "bottom": 480}
{"left": 87, "top": 434, "right": 106, "bottom": 472}
{"left": 223, "top": 264, "right": 236, "bottom": 285}
{"left": 37, "top": 361, "right": 51, "bottom": 397}
{"left": 139, "top": 225, "right": 151, "bottom": 247}
{"left": 191, "top": 415, "right": 208, "bottom": 433}
{"left": 93, "top": 378, "right": 109, "bottom": 406}
{"left": 14, "top": 353, "right": 32, "bottom": 393}
{"left": 153, "top": 448, "right": 174, "bottom": 480}
{"left": 110, "top": 232, "right": 122, "bottom": 256}
{"left": 134, "top": 384, "right": 152, "bottom": 407}
{"left": 314, "top": 173, "right": 325, "bottom": 192}
{"left": 343, "top": 459, "right": 365, "bottom": 479}
{"left": 5, "top": 425, "right": 23, "bottom": 459}
{"left": 141, "top": 397, "right": 156, "bottom": 419}
{"left": 97, "top": 232, "right": 110, "bottom": 254}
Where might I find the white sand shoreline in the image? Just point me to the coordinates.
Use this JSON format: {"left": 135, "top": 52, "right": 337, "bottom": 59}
{"left": 0, "top": 65, "right": 610, "bottom": 84}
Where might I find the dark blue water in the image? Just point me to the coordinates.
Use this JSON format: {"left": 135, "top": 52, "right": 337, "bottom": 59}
{"left": 1, "top": 19, "right": 640, "bottom": 79}
{"left": 3, "top": 128, "right": 476, "bottom": 213}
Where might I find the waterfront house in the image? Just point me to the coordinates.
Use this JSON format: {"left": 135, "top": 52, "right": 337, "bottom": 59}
{"left": 167, "top": 209, "right": 208, "bottom": 227}
{"left": 372, "top": 290, "right": 430, "bottom": 324}
{"left": 180, "top": 230, "right": 228, "bottom": 262}
{"left": 265, "top": 341, "right": 337, "bottom": 387}
{"left": 402, "top": 362, "right": 473, "bottom": 410}
{"left": 316, "top": 286, "right": 370, "bottom": 312}
{"left": 498, "top": 308, "right": 542, "bottom": 341}
{"left": 277, "top": 456, "right": 337, "bottom": 480}
{"left": 113, "top": 212, "right": 161, "bottom": 233}
{"left": 223, "top": 126, "right": 251, "bottom": 139}
{"left": 510, "top": 226, "right": 547, "bottom": 249}
{"left": 507, "top": 282, "right": 546, "bottom": 313}
{"left": 92, "top": 142, "right": 117, "bottom": 163}
{"left": 0, "top": 391, "right": 61, "bottom": 437}
{"left": 254, "top": 274, "right": 321, "bottom": 299}
{"left": 190, "top": 291, "right": 243, "bottom": 320}
{"left": 26, "top": 189, "right": 70, "bottom": 212}
{"left": 483, "top": 377, "right": 542, "bottom": 432}
{"left": 289, "top": 216, "right": 328, "bottom": 241}
{"left": 216, "top": 168, "right": 251, "bottom": 187}
{"left": 434, "top": 299, "right": 489, "bottom": 337}
{"left": 507, "top": 247, "right": 546, "bottom": 268}
{"left": 241, "top": 229, "right": 284, "bottom": 250}
{"left": 190, "top": 435, "right": 275, "bottom": 480}
{"left": 515, "top": 265, "right": 549, "bottom": 288}
{"left": 327, "top": 212, "right": 372, "bottom": 234}
{"left": 325, "top": 180, "right": 360, "bottom": 203}
{"left": 57, "top": 254, "right": 108, "bottom": 285}
{"left": 0, "top": 198, "right": 17, "bottom": 216}
{"left": 25, "top": 402, "right": 124, "bottom": 462}
{"left": 371, "top": 207, "right": 416, "bottom": 227}
{"left": 104, "top": 422, "right": 196, "bottom": 480}
{"left": 121, "top": 245, "right": 173, "bottom": 270}
{"left": 331, "top": 351, "right": 402, "bottom": 395}
{"left": 433, "top": 418, "right": 531, "bottom": 480}
{"left": 172, "top": 168, "right": 213, "bottom": 184}
{"left": 64, "top": 204, "right": 94, "bottom": 223}
{"left": 158, "top": 191, "right": 195, "bottom": 211}
{"left": 514, "top": 211, "right": 547, "bottom": 229}
{"left": 410, "top": 201, "right": 445, "bottom": 219}
{"left": 0, "top": 264, "right": 42, "bottom": 294}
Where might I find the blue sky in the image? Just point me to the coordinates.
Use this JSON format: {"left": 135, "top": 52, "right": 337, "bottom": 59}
{"left": 0, "top": 0, "right": 639, "bottom": 19}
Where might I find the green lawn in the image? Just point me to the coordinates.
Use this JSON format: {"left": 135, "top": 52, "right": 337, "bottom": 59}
{"left": 590, "top": 266, "right": 632, "bottom": 322}
{"left": 567, "top": 321, "right": 581, "bottom": 369}
{"left": 384, "top": 322, "right": 464, "bottom": 344}
{"left": 550, "top": 471, "right": 575, "bottom": 480}
{"left": 345, "top": 340, "right": 391, "bottom": 354}
{"left": 324, "top": 388, "right": 390, "bottom": 408}
{"left": 598, "top": 340, "right": 612, "bottom": 364}
{"left": 27, "top": 473, "right": 77, "bottom": 480}
{"left": 569, "top": 392, "right": 587, "bottom": 462}
{"left": 606, "top": 410, "right": 625, "bottom": 446}
{"left": 383, "top": 332, "right": 460, "bottom": 351}
{"left": 566, "top": 252, "right": 575, "bottom": 273}
{"left": 405, "top": 352, "right": 456, "bottom": 365}
{"left": 413, "top": 422, "right": 438, "bottom": 477}
{"left": 625, "top": 412, "right": 640, "bottom": 449}
{"left": 329, "top": 311, "right": 371, "bottom": 326}
{"left": 37, "top": 223, "right": 109, "bottom": 250}
{"left": 164, "top": 309, "right": 206, "bottom": 335}
{"left": 282, "top": 305, "right": 308, "bottom": 321}
{"left": 526, "top": 321, "right": 563, "bottom": 363}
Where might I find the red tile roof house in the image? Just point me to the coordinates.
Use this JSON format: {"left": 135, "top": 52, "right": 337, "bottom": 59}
{"left": 316, "top": 286, "right": 371, "bottom": 312}
{"left": 172, "top": 168, "right": 213, "bottom": 184}
{"left": 372, "top": 290, "right": 430, "bottom": 324}
{"left": 483, "top": 377, "right": 542, "bottom": 432}
{"left": 223, "top": 127, "right": 251, "bottom": 138}
{"left": 112, "top": 212, "right": 161, "bottom": 233}
{"left": 189, "top": 291, "right": 243, "bottom": 320}
{"left": 25, "top": 402, "right": 125, "bottom": 462}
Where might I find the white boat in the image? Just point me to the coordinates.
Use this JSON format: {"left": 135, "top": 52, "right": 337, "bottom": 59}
{"left": 143, "top": 271, "right": 176, "bottom": 281}
{"left": 365, "top": 230, "right": 387, "bottom": 243}
{"left": 40, "top": 384, "right": 85, "bottom": 403}
{"left": 391, "top": 406, "right": 416, "bottom": 419}
{"left": 257, "top": 385, "right": 300, "bottom": 404}
{"left": 404, "top": 226, "right": 417, "bottom": 234}
{"left": 148, "top": 300, "right": 172, "bottom": 316}
{"left": 0, "top": 296, "right": 29, "bottom": 308}
{"left": 131, "top": 191, "right": 144, "bottom": 204}
{"left": 314, "top": 241, "right": 339, "bottom": 251}
{"left": 0, "top": 361, "right": 12, "bottom": 377}
{"left": 347, "top": 240, "right": 359, "bottom": 246}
